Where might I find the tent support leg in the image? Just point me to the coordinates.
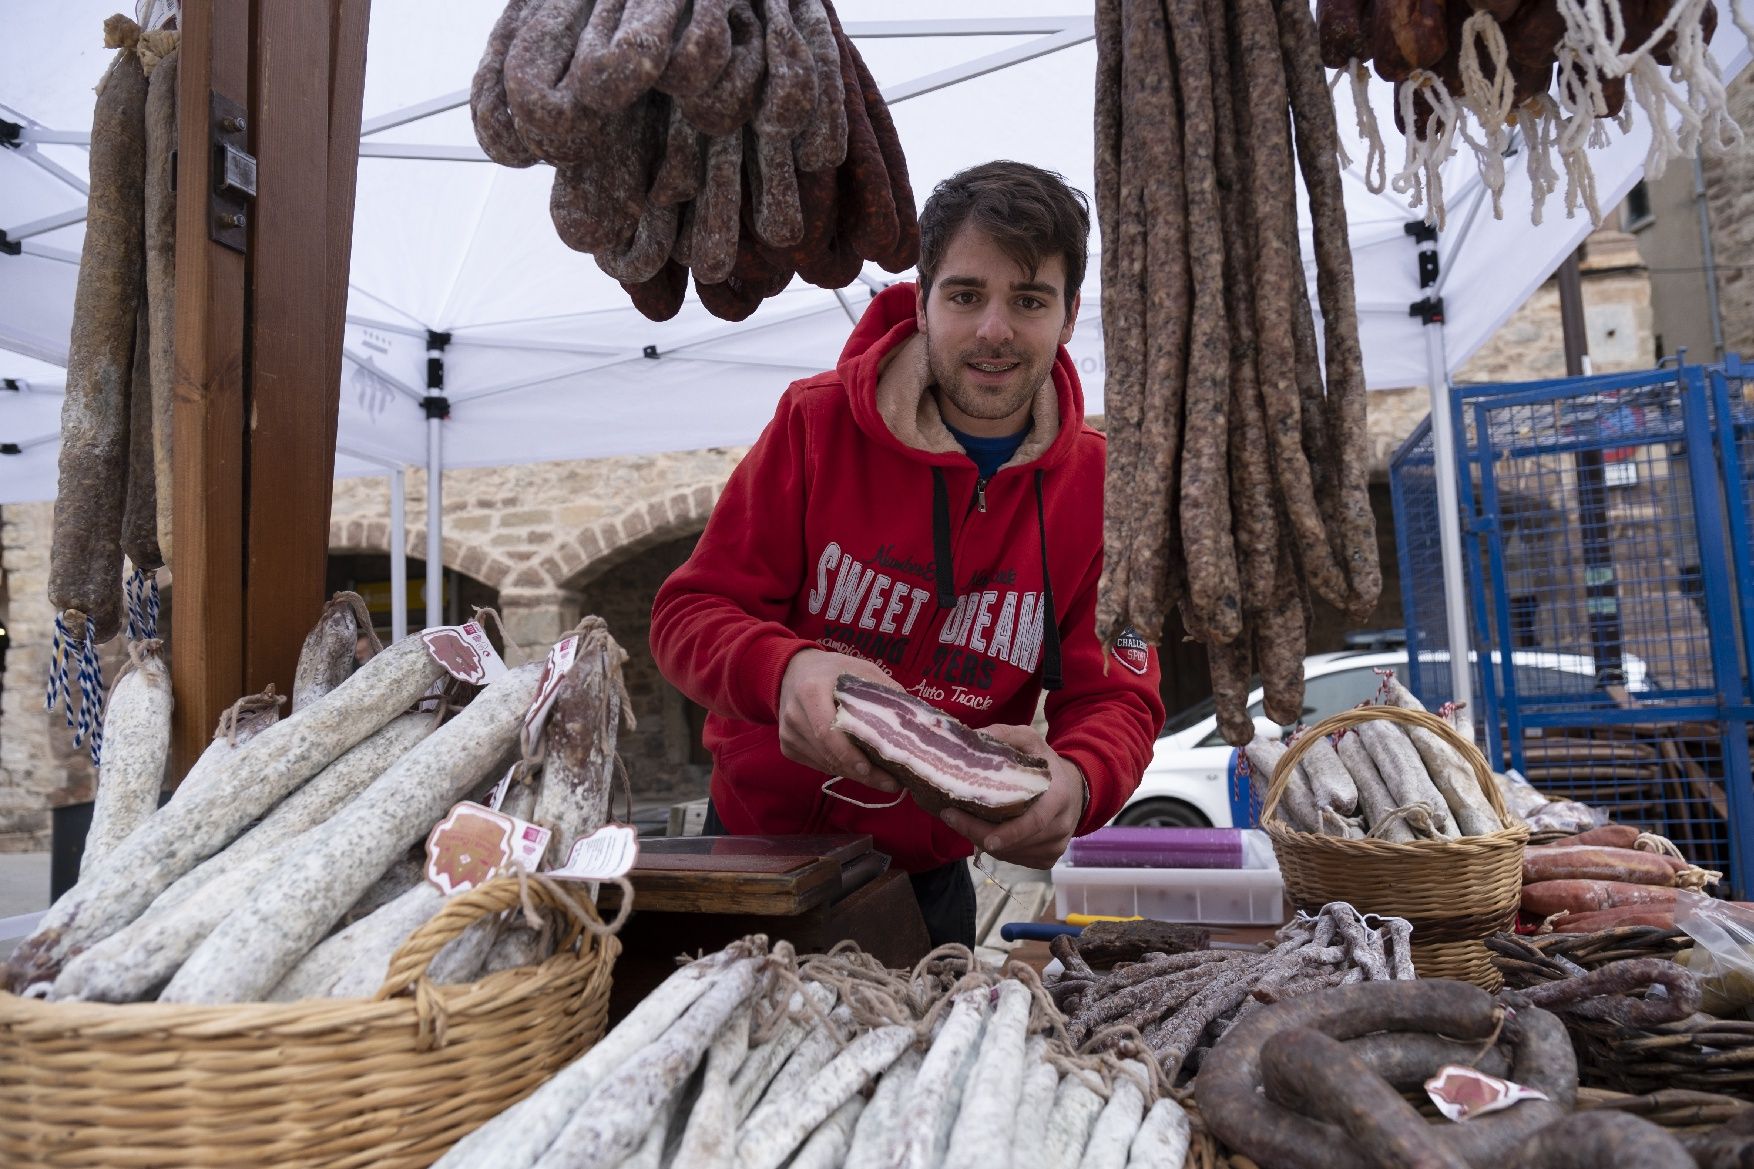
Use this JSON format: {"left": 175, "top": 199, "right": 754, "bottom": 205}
{"left": 1424, "top": 317, "right": 1473, "bottom": 715}
{"left": 390, "top": 467, "right": 408, "bottom": 642}
{"left": 1408, "top": 221, "right": 1473, "bottom": 716}
{"left": 423, "top": 330, "right": 450, "bottom": 631}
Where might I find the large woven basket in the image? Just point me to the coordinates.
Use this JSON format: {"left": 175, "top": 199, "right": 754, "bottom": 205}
{"left": 1264, "top": 705, "right": 1529, "bottom": 990}
{"left": 0, "top": 873, "right": 618, "bottom": 1168}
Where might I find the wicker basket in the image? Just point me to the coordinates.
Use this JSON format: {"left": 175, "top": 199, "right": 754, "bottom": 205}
{"left": 0, "top": 873, "right": 618, "bottom": 1168}
{"left": 1264, "top": 706, "right": 1529, "bottom": 990}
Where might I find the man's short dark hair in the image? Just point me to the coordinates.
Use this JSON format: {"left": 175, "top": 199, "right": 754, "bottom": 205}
{"left": 916, "top": 161, "right": 1090, "bottom": 312}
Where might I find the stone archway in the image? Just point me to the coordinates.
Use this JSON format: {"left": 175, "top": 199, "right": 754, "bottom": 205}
{"left": 328, "top": 515, "right": 521, "bottom": 595}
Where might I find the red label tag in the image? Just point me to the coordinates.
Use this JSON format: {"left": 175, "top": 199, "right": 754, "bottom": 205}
{"left": 1426, "top": 1065, "right": 1550, "bottom": 1121}
{"left": 522, "top": 633, "right": 582, "bottom": 756}
{"left": 1111, "top": 628, "right": 1151, "bottom": 676}
{"left": 419, "top": 621, "right": 509, "bottom": 686}
{"left": 425, "top": 802, "right": 514, "bottom": 895}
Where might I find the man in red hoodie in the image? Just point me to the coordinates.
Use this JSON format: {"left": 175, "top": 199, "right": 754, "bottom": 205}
{"left": 650, "top": 161, "right": 1165, "bottom": 946}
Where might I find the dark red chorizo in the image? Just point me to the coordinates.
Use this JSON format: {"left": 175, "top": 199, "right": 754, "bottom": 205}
{"left": 1381, "top": 0, "right": 1449, "bottom": 68}
{"left": 843, "top": 30, "right": 918, "bottom": 273}
{"left": 1318, "top": 0, "right": 1375, "bottom": 68}
{"left": 1503, "top": 0, "right": 1566, "bottom": 70}
{"left": 622, "top": 259, "right": 690, "bottom": 322}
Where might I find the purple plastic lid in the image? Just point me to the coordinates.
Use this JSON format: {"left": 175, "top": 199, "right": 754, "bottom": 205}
{"left": 1066, "top": 827, "right": 1243, "bottom": 870}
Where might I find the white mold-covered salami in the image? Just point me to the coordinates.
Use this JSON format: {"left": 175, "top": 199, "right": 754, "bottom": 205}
{"left": 1078, "top": 1063, "right": 1147, "bottom": 1169}
{"left": 434, "top": 950, "right": 739, "bottom": 1169}
{"left": 1126, "top": 1097, "right": 1192, "bottom": 1169}
{"left": 81, "top": 640, "right": 172, "bottom": 876}
{"left": 533, "top": 618, "right": 630, "bottom": 862}
{"left": 5, "top": 635, "right": 446, "bottom": 992}
{"left": 270, "top": 882, "right": 444, "bottom": 1001}
{"left": 944, "top": 980, "right": 1033, "bottom": 1166}
{"left": 736, "top": 1024, "right": 914, "bottom": 1169}
{"left": 293, "top": 592, "right": 378, "bottom": 711}
{"left": 166, "top": 687, "right": 284, "bottom": 807}
{"left": 159, "top": 660, "right": 542, "bottom": 1003}
{"left": 530, "top": 957, "right": 765, "bottom": 1168}
{"left": 842, "top": 1046, "right": 922, "bottom": 1169}
{"left": 670, "top": 1002, "right": 752, "bottom": 1169}
{"left": 52, "top": 826, "right": 314, "bottom": 1003}
{"left": 152, "top": 713, "right": 433, "bottom": 915}
{"left": 894, "top": 989, "right": 990, "bottom": 1169}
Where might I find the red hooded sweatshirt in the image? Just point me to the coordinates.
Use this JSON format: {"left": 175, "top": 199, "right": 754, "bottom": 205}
{"left": 650, "top": 282, "right": 1165, "bottom": 872}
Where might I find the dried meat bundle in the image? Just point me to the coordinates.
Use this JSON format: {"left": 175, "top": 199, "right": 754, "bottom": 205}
{"left": 472, "top": 0, "right": 915, "bottom": 321}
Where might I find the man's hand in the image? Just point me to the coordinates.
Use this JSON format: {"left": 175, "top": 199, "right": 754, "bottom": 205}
{"left": 777, "top": 649, "right": 904, "bottom": 792}
{"left": 939, "top": 724, "right": 1088, "bottom": 869}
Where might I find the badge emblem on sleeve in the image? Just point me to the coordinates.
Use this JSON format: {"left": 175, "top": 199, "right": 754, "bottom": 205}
{"left": 1112, "top": 628, "right": 1150, "bottom": 676}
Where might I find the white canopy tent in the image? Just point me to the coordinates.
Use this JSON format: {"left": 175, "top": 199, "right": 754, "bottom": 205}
{"left": 2, "top": 1, "right": 1747, "bottom": 680}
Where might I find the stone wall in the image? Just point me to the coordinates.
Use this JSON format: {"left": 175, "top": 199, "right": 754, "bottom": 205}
{"left": 0, "top": 501, "right": 134, "bottom": 852}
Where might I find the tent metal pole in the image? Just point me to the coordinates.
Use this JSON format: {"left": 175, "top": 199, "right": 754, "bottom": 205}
{"left": 390, "top": 467, "right": 409, "bottom": 642}
{"left": 1424, "top": 318, "right": 1473, "bottom": 714}
{"left": 1407, "top": 221, "right": 1474, "bottom": 714}
{"left": 423, "top": 330, "right": 451, "bottom": 631}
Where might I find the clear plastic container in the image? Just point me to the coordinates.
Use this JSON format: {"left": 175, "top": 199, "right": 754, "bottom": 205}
{"left": 1051, "top": 830, "right": 1286, "bottom": 925}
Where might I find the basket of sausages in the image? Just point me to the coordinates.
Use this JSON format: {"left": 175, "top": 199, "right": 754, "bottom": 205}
{"left": 1252, "top": 679, "right": 1528, "bottom": 991}
{"left": 0, "top": 873, "right": 619, "bottom": 1169}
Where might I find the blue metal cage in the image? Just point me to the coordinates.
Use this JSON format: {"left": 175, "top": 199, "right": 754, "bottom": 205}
{"left": 1390, "top": 358, "right": 1754, "bottom": 895}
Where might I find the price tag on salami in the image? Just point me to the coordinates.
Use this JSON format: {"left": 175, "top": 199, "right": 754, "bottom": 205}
{"left": 1425, "top": 1065, "right": 1550, "bottom": 1122}
{"left": 485, "top": 766, "right": 517, "bottom": 812}
{"left": 504, "top": 814, "right": 552, "bottom": 873}
{"left": 425, "top": 802, "right": 515, "bottom": 895}
{"left": 419, "top": 620, "right": 509, "bottom": 686}
{"left": 547, "top": 824, "right": 640, "bottom": 882}
{"left": 521, "top": 633, "right": 582, "bottom": 755}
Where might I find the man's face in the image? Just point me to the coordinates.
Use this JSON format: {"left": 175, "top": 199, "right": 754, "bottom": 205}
{"left": 916, "top": 226, "right": 1080, "bottom": 438}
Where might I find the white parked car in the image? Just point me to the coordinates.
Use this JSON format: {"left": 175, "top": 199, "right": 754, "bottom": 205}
{"left": 1113, "top": 647, "right": 1650, "bottom": 828}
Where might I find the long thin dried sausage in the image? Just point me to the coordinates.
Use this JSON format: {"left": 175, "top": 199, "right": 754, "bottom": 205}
{"left": 824, "top": 11, "right": 899, "bottom": 264}
{"left": 752, "top": 0, "right": 816, "bottom": 138}
{"left": 1173, "top": 0, "right": 1243, "bottom": 645}
{"left": 471, "top": 0, "right": 541, "bottom": 166}
{"left": 568, "top": 0, "right": 690, "bottom": 112}
{"left": 1241, "top": 0, "right": 1351, "bottom": 613}
{"left": 120, "top": 302, "right": 162, "bottom": 581}
{"left": 1128, "top": 0, "right": 1193, "bottom": 645}
{"left": 657, "top": 0, "right": 733, "bottom": 98}
{"left": 623, "top": 258, "right": 691, "bottom": 321}
{"left": 677, "top": 0, "right": 766, "bottom": 136}
{"left": 1214, "top": 0, "right": 1278, "bottom": 619}
{"left": 792, "top": 0, "right": 848, "bottom": 172}
{"left": 503, "top": 0, "right": 597, "bottom": 162}
{"left": 650, "top": 100, "right": 705, "bottom": 206}
{"left": 748, "top": 127, "right": 805, "bottom": 248}
{"left": 1279, "top": 0, "right": 1381, "bottom": 615}
{"left": 689, "top": 130, "right": 746, "bottom": 283}
{"left": 143, "top": 40, "right": 178, "bottom": 566}
{"left": 1093, "top": 0, "right": 1145, "bottom": 648}
{"left": 844, "top": 36, "right": 919, "bottom": 273}
{"left": 52, "top": 21, "right": 147, "bottom": 652}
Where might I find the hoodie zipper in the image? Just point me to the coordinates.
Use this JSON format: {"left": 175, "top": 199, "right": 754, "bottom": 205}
{"left": 975, "top": 478, "right": 988, "bottom": 514}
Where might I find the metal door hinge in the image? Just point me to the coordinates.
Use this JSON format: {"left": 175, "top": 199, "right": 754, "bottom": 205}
{"left": 208, "top": 92, "right": 255, "bottom": 253}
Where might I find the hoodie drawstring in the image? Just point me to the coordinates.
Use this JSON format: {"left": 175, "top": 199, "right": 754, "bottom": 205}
{"left": 931, "top": 468, "right": 957, "bottom": 609}
{"left": 1034, "top": 470, "right": 1064, "bottom": 692}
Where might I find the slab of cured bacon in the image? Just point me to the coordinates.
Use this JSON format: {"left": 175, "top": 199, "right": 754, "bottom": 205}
{"left": 830, "top": 675, "right": 1051, "bottom": 821}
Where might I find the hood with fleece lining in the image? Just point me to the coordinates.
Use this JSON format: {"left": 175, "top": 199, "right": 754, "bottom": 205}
{"left": 834, "top": 281, "right": 1086, "bottom": 473}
